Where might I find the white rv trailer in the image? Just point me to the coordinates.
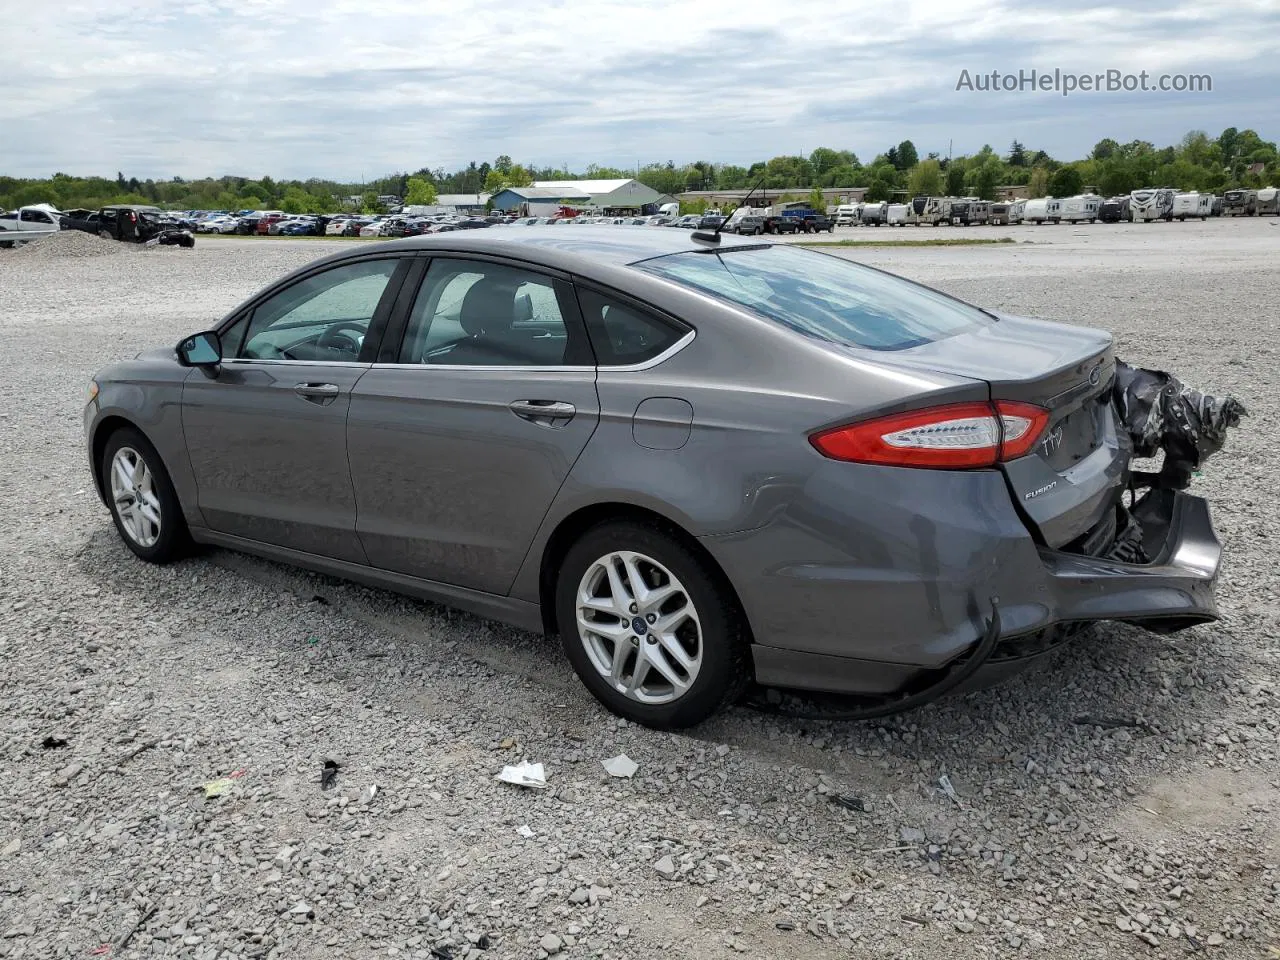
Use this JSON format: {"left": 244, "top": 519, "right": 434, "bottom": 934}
{"left": 1022, "top": 198, "right": 1050, "bottom": 223}
{"left": 834, "top": 203, "right": 860, "bottom": 226}
{"left": 1008, "top": 199, "right": 1026, "bottom": 223}
{"left": 1171, "top": 192, "right": 1212, "bottom": 220}
{"left": 860, "top": 201, "right": 888, "bottom": 226}
{"left": 1059, "top": 194, "right": 1104, "bottom": 222}
{"left": 909, "top": 196, "right": 952, "bottom": 225}
{"left": 1045, "top": 198, "right": 1064, "bottom": 222}
{"left": 886, "top": 203, "right": 909, "bottom": 226}
{"left": 1256, "top": 187, "right": 1280, "bottom": 215}
{"left": 1130, "top": 188, "right": 1175, "bottom": 222}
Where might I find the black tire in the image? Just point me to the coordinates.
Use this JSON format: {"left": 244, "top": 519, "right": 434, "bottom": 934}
{"left": 556, "top": 520, "right": 750, "bottom": 730}
{"left": 100, "top": 426, "right": 190, "bottom": 564}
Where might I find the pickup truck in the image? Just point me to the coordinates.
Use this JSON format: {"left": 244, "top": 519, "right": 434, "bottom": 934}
{"left": 762, "top": 215, "right": 803, "bottom": 235}
{"left": 0, "top": 204, "right": 63, "bottom": 247}
{"left": 798, "top": 215, "right": 835, "bottom": 233}
{"left": 61, "top": 205, "right": 195, "bottom": 247}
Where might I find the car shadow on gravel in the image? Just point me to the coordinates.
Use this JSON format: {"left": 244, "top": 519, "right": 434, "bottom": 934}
{"left": 73, "top": 526, "right": 1247, "bottom": 794}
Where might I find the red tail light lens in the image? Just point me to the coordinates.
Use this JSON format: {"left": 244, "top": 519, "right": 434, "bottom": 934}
{"left": 810, "top": 400, "right": 1049, "bottom": 469}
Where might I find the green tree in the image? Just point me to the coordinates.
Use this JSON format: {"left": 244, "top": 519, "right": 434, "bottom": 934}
{"left": 864, "top": 178, "right": 892, "bottom": 202}
{"left": 966, "top": 158, "right": 1002, "bottom": 200}
{"left": 907, "top": 159, "right": 944, "bottom": 196}
{"left": 483, "top": 169, "right": 510, "bottom": 194}
{"left": 404, "top": 176, "right": 438, "bottom": 205}
{"left": 1047, "top": 165, "right": 1083, "bottom": 196}
{"left": 807, "top": 186, "right": 826, "bottom": 211}
{"left": 945, "top": 163, "right": 966, "bottom": 196}
{"left": 1028, "top": 167, "right": 1050, "bottom": 198}
{"left": 494, "top": 155, "right": 513, "bottom": 174}
{"left": 1091, "top": 138, "right": 1120, "bottom": 161}
{"left": 896, "top": 140, "right": 918, "bottom": 170}
{"left": 1007, "top": 140, "right": 1027, "bottom": 167}
{"left": 361, "top": 191, "right": 383, "bottom": 215}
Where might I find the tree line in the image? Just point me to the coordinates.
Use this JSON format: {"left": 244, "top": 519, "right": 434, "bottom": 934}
{"left": 2, "top": 127, "right": 1274, "bottom": 214}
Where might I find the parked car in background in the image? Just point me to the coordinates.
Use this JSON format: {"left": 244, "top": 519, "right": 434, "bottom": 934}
{"left": 86, "top": 228, "right": 1228, "bottom": 730}
{"left": 799, "top": 214, "right": 835, "bottom": 233}
{"left": 762, "top": 215, "right": 802, "bottom": 234}
{"left": 697, "top": 214, "right": 725, "bottom": 230}
{"left": 0, "top": 203, "right": 64, "bottom": 246}
{"left": 730, "top": 215, "right": 766, "bottom": 236}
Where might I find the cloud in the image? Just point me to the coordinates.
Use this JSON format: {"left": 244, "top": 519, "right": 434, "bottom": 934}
{"left": 2, "top": 0, "right": 1275, "bottom": 178}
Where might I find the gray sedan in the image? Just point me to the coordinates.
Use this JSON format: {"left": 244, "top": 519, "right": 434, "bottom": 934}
{"left": 84, "top": 228, "right": 1222, "bottom": 729}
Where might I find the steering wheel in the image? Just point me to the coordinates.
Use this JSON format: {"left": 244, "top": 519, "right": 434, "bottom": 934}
{"left": 315, "top": 319, "right": 368, "bottom": 355}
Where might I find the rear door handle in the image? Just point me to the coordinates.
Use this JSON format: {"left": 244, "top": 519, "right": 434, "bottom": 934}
{"left": 509, "top": 399, "right": 576, "bottom": 424}
{"left": 294, "top": 382, "right": 340, "bottom": 404}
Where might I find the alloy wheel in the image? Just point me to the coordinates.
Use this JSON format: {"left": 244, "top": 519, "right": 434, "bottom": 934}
{"left": 575, "top": 551, "right": 702, "bottom": 705}
{"left": 109, "top": 446, "right": 162, "bottom": 548}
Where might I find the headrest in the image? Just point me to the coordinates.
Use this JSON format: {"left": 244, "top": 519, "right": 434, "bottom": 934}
{"left": 459, "top": 282, "right": 517, "bottom": 337}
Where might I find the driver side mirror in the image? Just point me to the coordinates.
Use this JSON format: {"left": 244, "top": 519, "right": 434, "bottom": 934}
{"left": 176, "top": 331, "right": 222, "bottom": 368}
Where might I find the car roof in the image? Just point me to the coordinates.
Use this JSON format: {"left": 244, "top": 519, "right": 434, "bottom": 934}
{"left": 373, "top": 225, "right": 767, "bottom": 268}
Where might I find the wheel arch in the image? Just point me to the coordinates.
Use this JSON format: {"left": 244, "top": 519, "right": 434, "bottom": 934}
{"left": 536, "top": 502, "right": 753, "bottom": 648}
{"left": 89, "top": 414, "right": 145, "bottom": 505}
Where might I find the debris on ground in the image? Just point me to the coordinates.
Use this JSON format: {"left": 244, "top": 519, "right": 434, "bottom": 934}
{"left": 495, "top": 761, "right": 547, "bottom": 789}
{"left": 201, "top": 770, "right": 246, "bottom": 798}
{"left": 601, "top": 754, "right": 638, "bottom": 778}
{"left": 320, "top": 759, "right": 340, "bottom": 790}
{"left": 829, "top": 793, "right": 865, "bottom": 811}
{"left": 40, "top": 736, "right": 68, "bottom": 750}
{"left": 938, "top": 774, "right": 962, "bottom": 806}
{"left": 654, "top": 855, "right": 677, "bottom": 879}
{"left": 360, "top": 783, "right": 378, "bottom": 804}
{"left": 516, "top": 824, "right": 535, "bottom": 838}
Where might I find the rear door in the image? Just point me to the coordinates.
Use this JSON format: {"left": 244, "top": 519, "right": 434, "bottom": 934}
{"left": 347, "top": 255, "right": 600, "bottom": 594}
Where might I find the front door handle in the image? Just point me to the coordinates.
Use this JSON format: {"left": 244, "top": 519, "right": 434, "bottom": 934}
{"left": 294, "top": 382, "right": 340, "bottom": 405}
{"left": 509, "top": 399, "right": 576, "bottom": 425}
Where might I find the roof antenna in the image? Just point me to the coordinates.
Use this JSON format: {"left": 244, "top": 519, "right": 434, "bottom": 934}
{"left": 691, "top": 175, "right": 766, "bottom": 246}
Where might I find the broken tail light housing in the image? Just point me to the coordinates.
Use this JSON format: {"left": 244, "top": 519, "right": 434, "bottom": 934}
{"left": 810, "top": 401, "right": 1050, "bottom": 469}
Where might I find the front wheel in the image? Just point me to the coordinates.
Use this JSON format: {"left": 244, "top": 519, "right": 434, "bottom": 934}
{"left": 101, "top": 427, "right": 190, "bottom": 564}
{"left": 556, "top": 521, "right": 749, "bottom": 730}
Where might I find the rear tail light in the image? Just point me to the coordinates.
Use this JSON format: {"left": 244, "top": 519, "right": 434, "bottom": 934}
{"left": 810, "top": 400, "right": 1050, "bottom": 469}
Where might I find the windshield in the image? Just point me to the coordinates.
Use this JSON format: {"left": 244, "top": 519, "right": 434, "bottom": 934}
{"left": 638, "top": 246, "right": 990, "bottom": 351}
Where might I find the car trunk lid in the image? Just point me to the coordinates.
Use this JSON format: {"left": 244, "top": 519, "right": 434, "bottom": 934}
{"left": 870, "top": 313, "right": 1128, "bottom": 548}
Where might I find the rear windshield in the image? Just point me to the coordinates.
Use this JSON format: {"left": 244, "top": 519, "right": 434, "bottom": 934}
{"left": 637, "top": 246, "right": 990, "bottom": 351}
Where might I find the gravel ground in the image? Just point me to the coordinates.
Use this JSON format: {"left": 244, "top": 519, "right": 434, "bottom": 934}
{"left": 0, "top": 224, "right": 1276, "bottom": 960}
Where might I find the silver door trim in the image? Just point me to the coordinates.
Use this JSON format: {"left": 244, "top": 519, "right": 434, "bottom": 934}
{"left": 366, "top": 330, "right": 696, "bottom": 374}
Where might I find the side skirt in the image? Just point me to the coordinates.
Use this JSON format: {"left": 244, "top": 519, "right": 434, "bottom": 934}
{"left": 190, "top": 527, "right": 545, "bottom": 634}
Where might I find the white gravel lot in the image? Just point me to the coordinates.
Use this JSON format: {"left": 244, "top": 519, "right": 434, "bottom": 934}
{"left": 0, "top": 223, "right": 1276, "bottom": 960}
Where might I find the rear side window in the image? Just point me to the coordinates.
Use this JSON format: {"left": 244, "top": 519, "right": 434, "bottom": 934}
{"left": 637, "top": 246, "right": 990, "bottom": 351}
{"left": 576, "top": 289, "right": 687, "bottom": 366}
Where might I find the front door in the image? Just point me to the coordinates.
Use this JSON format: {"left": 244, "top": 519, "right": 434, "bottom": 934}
{"left": 348, "top": 256, "right": 600, "bottom": 594}
{"left": 182, "top": 257, "right": 408, "bottom": 561}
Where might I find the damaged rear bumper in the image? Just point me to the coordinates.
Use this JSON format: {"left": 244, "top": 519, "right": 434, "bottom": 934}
{"left": 729, "top": 484, "right": 1220, "bottom": 699}
{"left": 1030, "top": 489, "right": 1219, "bottom": 632}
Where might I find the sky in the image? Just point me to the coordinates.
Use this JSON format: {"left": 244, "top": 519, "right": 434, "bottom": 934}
{"left": 4, "top": 0, "right": 1279, "bottom": 180}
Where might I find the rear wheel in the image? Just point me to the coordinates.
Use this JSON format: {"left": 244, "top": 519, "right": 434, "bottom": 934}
{"left": 101, "top": 427, "right": 190, "bottom": 564}
{"left": 556, "top": 521, "right": 749, "bottom": 729}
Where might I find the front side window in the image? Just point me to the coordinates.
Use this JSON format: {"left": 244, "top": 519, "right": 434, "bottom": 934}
{"left": 638, "top": 246, "right": 990, "bottom": 352}
{"left": 397, "top": 259, "right": 588, "bottom": 367}
{"left": 236, "top": 259, "right": 399, "bottom": 362}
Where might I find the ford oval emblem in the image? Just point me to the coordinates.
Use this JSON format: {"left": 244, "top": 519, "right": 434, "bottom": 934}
{"left": 1088, "top": 364, "right": 1102, "bottom": 386}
